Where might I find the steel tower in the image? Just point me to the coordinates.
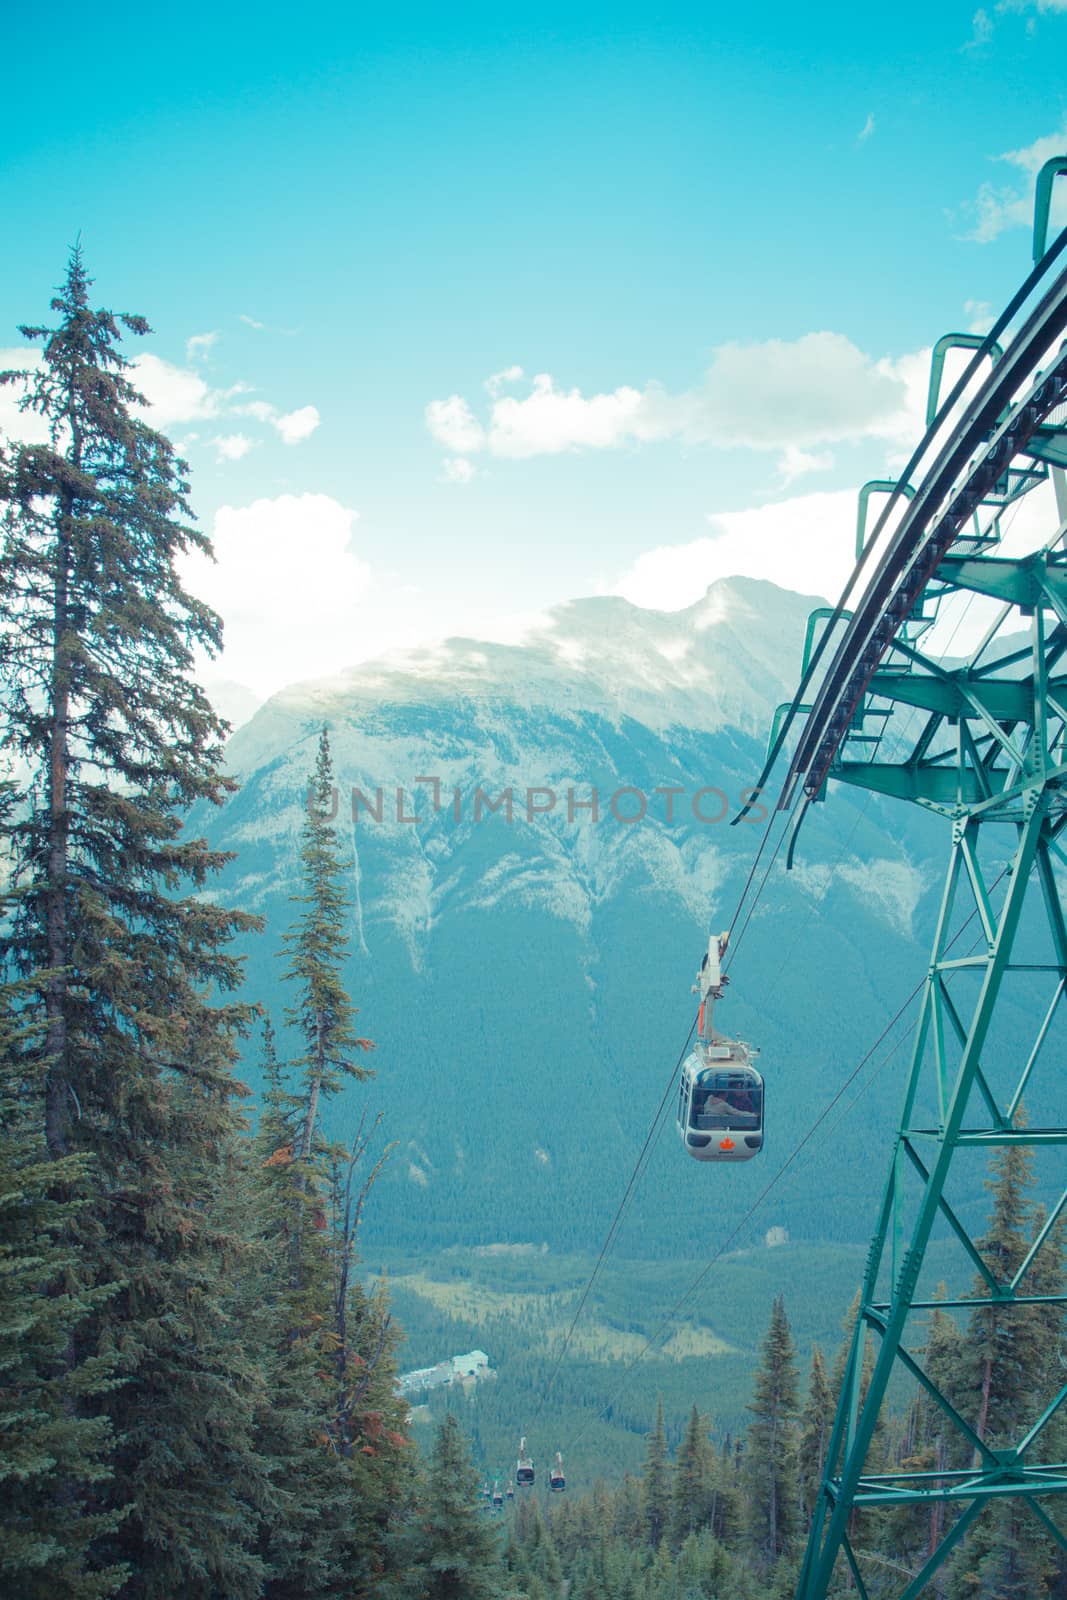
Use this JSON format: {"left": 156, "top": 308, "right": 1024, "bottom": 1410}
{"left": 757, "top": 159, "right": 1067, "bottom": 1599}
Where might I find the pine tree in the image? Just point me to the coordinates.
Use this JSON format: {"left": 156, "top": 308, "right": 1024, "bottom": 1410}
{"left": 946, "top": 1140, "right": 1063, "bottom": 1600}
{"left": 417, "top": 1411, "right": 502, "bottom": 1599}
{"left": 669, "top": 1404, "right": 711, "bottom": 1548}
{"left": 242, "top": 1019, "right": 345, "bottom": 1598}
{"left": 744, "top": 1294, "right": 800, "bottom": 1568}
{"left": 282, "top": 724, "right": 375, "bottom": 1176}
{"left": 961, "top": 1139, "right": 1042, "bottom": 1451}
{"left": 242, "top": 1020, "right": 410, "bottom": 1600}
{"left": 0, "top": 970, "right": 124, "bottom": 1598}
{"left": 0, "top": 252, "right": 268, "bottom": 1594}
{"left": 642, "top": 1396, "right": 671, "bottom": 1549}
{"left": 798, "top": 1344, "right": 834, "bottom": 1524}
{"left": 879, "top": 1293, "right": 965, "bottom": 1586}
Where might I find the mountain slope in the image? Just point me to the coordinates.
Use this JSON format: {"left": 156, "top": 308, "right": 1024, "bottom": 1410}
{"left": 202, "top": 577, "right": 953, "bottom": 1258}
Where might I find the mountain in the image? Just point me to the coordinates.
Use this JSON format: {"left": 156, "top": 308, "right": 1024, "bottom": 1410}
{"left": 203, "top": 676, "right": 263, "bottom": 733}
{"left": 200, "top": 576, "right": 965, "bottom": 1260}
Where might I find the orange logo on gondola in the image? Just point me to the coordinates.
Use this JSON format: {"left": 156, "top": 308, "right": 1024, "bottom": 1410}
{"left": 719, "top": 1137, "right": 736, "bottom": 1151}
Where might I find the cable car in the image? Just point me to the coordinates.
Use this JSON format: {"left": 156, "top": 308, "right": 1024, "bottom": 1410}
{"left": 506, "top": 1483, "right": 515, "bottom": 1500}
{"left": 492, "top": 1481, "right": 504, "bottom": 1509}
{"left": 516, "top": 1436, "right": 535, "bottom": 1486}
{"left": 678, "top": 932, "right": 763, "bottom": 1163}
{"left": 549, "top": 1452, "right": 565, "bottom": 1492}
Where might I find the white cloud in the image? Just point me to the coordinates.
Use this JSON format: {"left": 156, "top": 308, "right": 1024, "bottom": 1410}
{"left": 691, "top": 332, "right": 908, "bottom": 448}
{"left": 488, "top": 373, "right": 656, "bottom": 457}
{"left": 427, "top": 332, "right": 916, "bottom": 465}
{"left": 485, "top": 364, "right": 525, "bottom": 396}
{"left": 212, "top": 433, "right": 256, "bottom": 462}
{"left": 242, "top": 400, "right": 276, "bottom": 422}
{"left": 612, "top": 490, "right": 860, "bottom": 612}
{"left": 425, "top": 394, "right": 487, "bottom": 453}
{"left": 274, "top": 404, "right": 320, "bottom": 445}
{"left": 964, "top": 118, "right": 1067, "bottom": 242}
{"left": 776, "top": 444, "right": 834, "bottom": 485}
{"left": 186, "top": 330, "right": 219, "bottom": 362}
{"left": 132, "top": 353, "right": 222, "bottom": 425}
{"left": 181, "top": 493, "right": 372, "bottom": 695}
{"left": 965, "top": 7, "right": 994, "bottom": 45}
{"left": 236, "top": 398, "right": 320, "bottom": 444}
{"left": 858, "top": 113, "right": 875, "bottom": 142}
{"left": 239, "top": 314, "right": 266, "bottom": 329}
{"left": 2, "top": 344, "right": 320, "bottom": 457}
{"left": 963, "top": 298, "right": 994, "bottom": 334}
{"left": 441, "top": 456, "right": 477, "bottom": 484}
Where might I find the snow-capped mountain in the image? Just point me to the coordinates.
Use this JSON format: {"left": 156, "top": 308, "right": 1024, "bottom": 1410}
{"left": 202, "top": 577, "right": 948, "bottom": 1258}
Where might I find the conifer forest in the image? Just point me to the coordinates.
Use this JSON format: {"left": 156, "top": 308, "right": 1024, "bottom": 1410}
{"left": 2, "top": 249, "right": 1066, "bottom": 1600}
{"left": 26, "top": 0, "right": 1067, "bottom": 1581}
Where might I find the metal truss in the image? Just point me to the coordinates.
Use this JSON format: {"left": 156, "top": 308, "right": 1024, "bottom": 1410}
{"left": 785, "top": 159, "right": 1067, "bottom": 1599}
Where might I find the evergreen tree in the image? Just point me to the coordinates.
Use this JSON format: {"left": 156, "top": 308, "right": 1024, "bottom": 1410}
{"left": 244, "top": 1017, "right": 410, "bottom": 1598}
{"left": 798, "top": 1343, "right": 834, "bottom": 1523}
{"left": 242, "top": 1019, "right": 347, "bottom": 1598}
{"left": 669, "top": 1404, "right": 711, "bottom": 1548}
{"left": 744, "top": 1294, "right": 800, "bottom": 1568}
{"left": 707, "top": 1432, "right": 744, "bottom": 1548}
{"left": 0, "top": 251, "right": 268, "bottom": 1594}
{"left": 0, "top": 972, "right": 123, "bottom": 1598}
{"left": 642, "top": 1396, "right": 671, "bottom": 1549}
{"left": 417, "top": 1411, "right": 501, "bottom": 1600}
{"left": 880, "top": 1293, "right": 965, "bottom": 1585}
{"left": 282, "top": 724, "right": 375, "bottom": 1176}
{"left": 946, "top": 1142, "right": 1064, "bottom": 1600}
{"left": 961, "top": 1139, "right": 1042, "bottom": 1451}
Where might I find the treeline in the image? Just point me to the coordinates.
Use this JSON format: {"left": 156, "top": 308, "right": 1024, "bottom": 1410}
{"left": 498, "top": 1140, "right": 1067, "bottom": 1599}
{"left": 0, "top": 253, "right": 497, "bottom": 1598}
{"left": 4, "top": 253, "right": 1066, "bottom": 1600}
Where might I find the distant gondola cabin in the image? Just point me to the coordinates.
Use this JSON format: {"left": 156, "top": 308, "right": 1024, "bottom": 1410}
{"left": 516, "top": 1436, "right": 534, "bottom": 1486}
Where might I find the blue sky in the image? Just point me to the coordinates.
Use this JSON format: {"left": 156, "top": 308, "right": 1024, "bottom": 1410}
{"left": 2, "top": 0, "right": 1066, "bottom": 705}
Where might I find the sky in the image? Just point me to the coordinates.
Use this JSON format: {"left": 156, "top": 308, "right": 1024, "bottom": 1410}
{"left": 2, "top": 0, "right": 1066, "bottom": 711}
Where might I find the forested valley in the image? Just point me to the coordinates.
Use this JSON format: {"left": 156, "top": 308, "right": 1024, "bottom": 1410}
{"left": 2, "top": 256, "right": 1066, "bottom": 1600}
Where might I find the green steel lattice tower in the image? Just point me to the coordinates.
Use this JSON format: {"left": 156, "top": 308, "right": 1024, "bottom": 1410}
{"left": 758, "top": 158, "right": 1067, "bottom": 1600}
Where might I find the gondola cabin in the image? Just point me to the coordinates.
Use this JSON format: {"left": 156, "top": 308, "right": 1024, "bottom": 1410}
{"left": 677, "top": 1040, "right": 763, "bottom": 1162}
{"left": 549, "top": 1453, "right": 565, "bottom": 1493}
{"left": 492, "top": 1483, "right": 504, "bottom": 1509}
{"left": 516, "top": 1437, "right": 535, "bottom": 1487}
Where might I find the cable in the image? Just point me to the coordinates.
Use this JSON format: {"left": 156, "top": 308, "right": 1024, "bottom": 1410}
{"left": 530, "top": 468, "right": 1053, "bottom": 1433}
{"left": 726, "top": 799, "right": 795, "bottom": 946}
{"left": 531, "top": 1010, "right": 699, "bottom": 1418}
{"left": 562, "top": 865, "right": 1013, "bottom": 1450}
{"left": 530, "top": 771, "right": 807, "bottom": 1417}
{"left": 562, "top": 984, "right": 923, "bottom": 1450}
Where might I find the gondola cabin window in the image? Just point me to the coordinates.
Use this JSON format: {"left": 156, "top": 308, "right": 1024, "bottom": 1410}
{"left": 692, "top": 1070, "right": 762, "bottom": 1132}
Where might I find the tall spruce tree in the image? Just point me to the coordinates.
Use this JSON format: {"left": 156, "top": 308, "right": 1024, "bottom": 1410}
{"left": 744, "top": 1294, "right": 800, "bottom": 1570}
{"left": 0, "top": 967, "right": 124, "bottom": 1598}
{"left": 642, "top": 1396, "right": 671, "bottom": 1549}
{"left": 880, "top": 1292, "right": 965, "bottom": 1585}
{"left": 244, "top": 1027, "right": 409, "bottom": 1597}
{"left": 417, "top": 1411, "right": 501, "bottom": 1600}
{"left": 282, "top": 724, "right": 374, "bottom": 1176}
{"left": 0, "top": 251, "right": 268, "bottom": 1595}
{"left": 797, "top": 1343, "right": 834, "bottom": 1525}
{"left": 945, "top": 1139, "right": 1062, "bottom": 1600}
{"left": 669, "top": 1404, "right": 711, "bottom": 1549}
{"left": 250, "top": 723, "right": 407, "bottom": 1600}
{"left": 961, "top": 1139, "right": 1041, "bottom": 1451}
